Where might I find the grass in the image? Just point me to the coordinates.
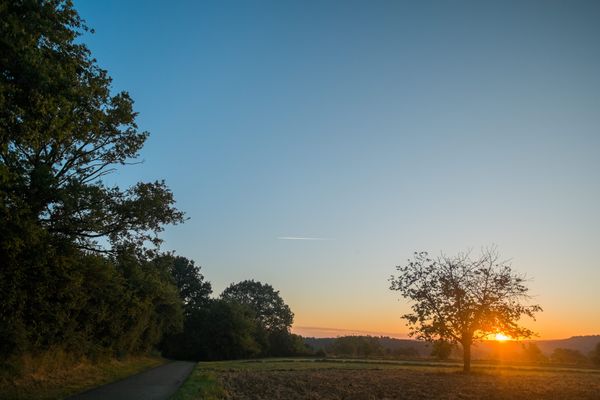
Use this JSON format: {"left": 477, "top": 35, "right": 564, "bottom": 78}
{"left": 172, "top": 358, "right": 600, "bottom": 400}
{"left": 0, "top": 349, "right": 165, "bottom": 400}
{"left": 170, "top": 370, "right": 224, "bottom": 400}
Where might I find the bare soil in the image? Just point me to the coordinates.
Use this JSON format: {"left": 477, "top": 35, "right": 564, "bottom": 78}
{"left": 217, "top": 368, "right": 600, "bottom": 400}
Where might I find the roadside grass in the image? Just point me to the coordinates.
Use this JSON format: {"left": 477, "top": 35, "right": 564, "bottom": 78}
{"left": 170, "top": 370, "right": 224, "bottom": 400}
{"left": 0, "top": 349, "right": 165, "bottom": 400}
{"left": 172, "top": 358, "right": 600, "bottom": 400}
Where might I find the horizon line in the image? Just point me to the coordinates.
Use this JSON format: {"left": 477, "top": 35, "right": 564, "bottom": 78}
{"left": 292, "top": 325, "right": 408, "bottom": 339}
{"left": 291, "top": 326, "right": 600, "bottom": 341}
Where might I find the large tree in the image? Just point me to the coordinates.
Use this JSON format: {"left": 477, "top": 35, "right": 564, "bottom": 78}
{"left": 221, "top": 280, "right": 294, "bottom": 332}
{"left": 389, "top": 248, "right": 542, "bottom": 372}
{"left": 0, "top": 0, "right": 183, "bottom": 255}
{"left": 221, "top": 280, "right": 296, "bottom": 357}
{"left": 154, "top": 255, "right": 212, "bottom": 315}
{"left": 162, "top": 299, "right": 260, "bottom": 361}
{"left": 0, "top": 0, "right": 184, "bottom": 357}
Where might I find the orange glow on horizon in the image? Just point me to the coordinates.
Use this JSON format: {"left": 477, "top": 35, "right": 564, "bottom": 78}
{"left": 292, "top": 321, "right": 599, "bottom": 341}
{"left": 290, "top": 305, "right": 600, "bottom": 340}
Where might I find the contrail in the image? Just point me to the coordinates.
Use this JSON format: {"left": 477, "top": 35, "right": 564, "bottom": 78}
{"left": 277, "top": 236, "right": 331, "bottom": 241}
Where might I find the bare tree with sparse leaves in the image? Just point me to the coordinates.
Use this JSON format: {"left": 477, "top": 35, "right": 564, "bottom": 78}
{"left": 390, "top": 247, "right": 542, "bottom": 372}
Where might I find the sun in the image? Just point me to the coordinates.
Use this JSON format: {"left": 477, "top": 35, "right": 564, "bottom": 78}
{"left": 494, "top": 333, "right": 511, "bottom": 341}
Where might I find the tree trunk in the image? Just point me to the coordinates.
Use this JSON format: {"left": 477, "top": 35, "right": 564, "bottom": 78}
{"left": 462, "top": 341, "right": 471, "bottom": 373}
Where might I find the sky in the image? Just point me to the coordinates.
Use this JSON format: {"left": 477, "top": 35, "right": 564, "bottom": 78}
{"left": 74, "top": 0, "right": 600, "bottom": 340}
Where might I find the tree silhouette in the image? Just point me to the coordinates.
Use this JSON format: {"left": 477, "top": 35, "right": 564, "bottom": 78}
{"left": 155, "top": 255, "right": 212, "bottom": 315}
{"left": 390, "top": 248, "right": 542, "bottom": 372}
{"left": 431, "top": 340, "right": 453, "bottom": 360}
{"left": 551, "top": 348, "right": 588, "bottom": 365}
{"left": 0, "top": 0, "right": 184, "bottom": 358}
{"left": 522, "top": 342, "right": 547, "bottom": 363}
{"left": 221, "top": 280, "right": 294, "bottom": 332}
{"left": 0, "top": 0, "right": 184, "bottom": 255}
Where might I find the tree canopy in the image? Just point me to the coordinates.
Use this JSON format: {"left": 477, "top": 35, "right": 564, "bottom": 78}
{"left": 162, "top": 278, "right": 305, "bottom": 360}
{"left": 0, "top": 0, "right": 183, "bottom": 255}
{"left": 221, "top": 280, "right": 294, "bottom": 332}
{"left": 0, "top": 0, "right": 184, "bottom": 360}
{"left": 155, "top": 255, "right": 212, "bottom": 315}
{"left": 389, "top": 248, "right": 542, "bottom": 372}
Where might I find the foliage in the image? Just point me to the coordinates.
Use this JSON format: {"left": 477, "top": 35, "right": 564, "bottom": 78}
{"left": 268, "top": 331, "right": 312, "bottom": 357}
{"left": 431, "top": 340, "right": 453, "bottom": 360}
{"left": 221, "top": 280, "right": 294, "bottom": 332}
{"left": 111, "top": 248, "right": 184, "bottom": 354}
{"left": 196, "top": 300, "right": 261, "bottom": 360}
{"left": 327, "top": 336, "right": 384, "bottom": 358}
{"left": 155, "top": 255, "right": 212, "bottom": 315}
{"left": 220, "top": 280, "right": 301, "bottom": 357}
{"left": 306, "top": 336, "right": 427, "bottom": 359}
{"left": 550, "top": 348, "right": 588, "bottom": 365}
{"left": 1, "top": 245, "right": 183, "bottom": 360}
{"left": 162, "top": 299, "right": 260, "bottom": 361}
{"left": 0, "top": 0, "right": 184, "bottom": 255}
{"left": 164, "top": 277, "right": 304, "bottom": 360}
{"left": 521, "top": 343, "right": 548, "bottom": 363}
{"left": 0, "top": 0, "right": 184, "bottom": 362}
{"left": 389, "top": 247, "right": 542, "bottom": 372}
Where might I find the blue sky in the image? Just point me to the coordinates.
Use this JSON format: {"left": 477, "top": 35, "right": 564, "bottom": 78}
{"left": 75, "top": 0, "right": 600, "bottom": 338}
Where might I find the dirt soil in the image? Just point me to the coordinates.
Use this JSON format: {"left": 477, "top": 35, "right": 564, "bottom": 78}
{"left": 217, "top": 368, "right": 600, "bottom": 400}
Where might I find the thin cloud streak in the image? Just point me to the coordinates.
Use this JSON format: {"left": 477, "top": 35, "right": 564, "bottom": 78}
{"left": 278, "top": 236, "right": 332, "bottom": 241}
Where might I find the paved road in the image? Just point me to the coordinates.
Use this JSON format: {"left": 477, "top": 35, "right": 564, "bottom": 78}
{"left": 68, "top": 361, "right": 196, "bottom": 400}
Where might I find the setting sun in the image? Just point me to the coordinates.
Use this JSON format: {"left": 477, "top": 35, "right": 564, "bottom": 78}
{"left": 494, "top": 333, "right": 511, "bottom": 341}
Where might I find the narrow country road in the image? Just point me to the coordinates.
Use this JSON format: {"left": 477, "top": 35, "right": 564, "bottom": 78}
{"left": 68, "top": 361, "right": 195, "bottom": 400}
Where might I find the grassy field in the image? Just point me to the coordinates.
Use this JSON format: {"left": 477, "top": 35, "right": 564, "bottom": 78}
{"left": 173, "top": 358, "right": 600, "bottom": 400}
{"left": 0, "top": 350, "right": 165, "bottom": 400}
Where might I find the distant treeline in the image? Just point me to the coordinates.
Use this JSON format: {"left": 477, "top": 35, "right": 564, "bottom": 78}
{"left": 305, "top": 336, "right": 429, "bottom": 359}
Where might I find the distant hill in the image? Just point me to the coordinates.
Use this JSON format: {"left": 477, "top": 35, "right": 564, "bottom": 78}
{"left": 304, "top": 335, "right": 600, "bottom": 359}
{"left": 469, "top": 335, "right": 600, "bottom": 360}
{"left": 532, "top": 335, "right": 600, "bottom": 355}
